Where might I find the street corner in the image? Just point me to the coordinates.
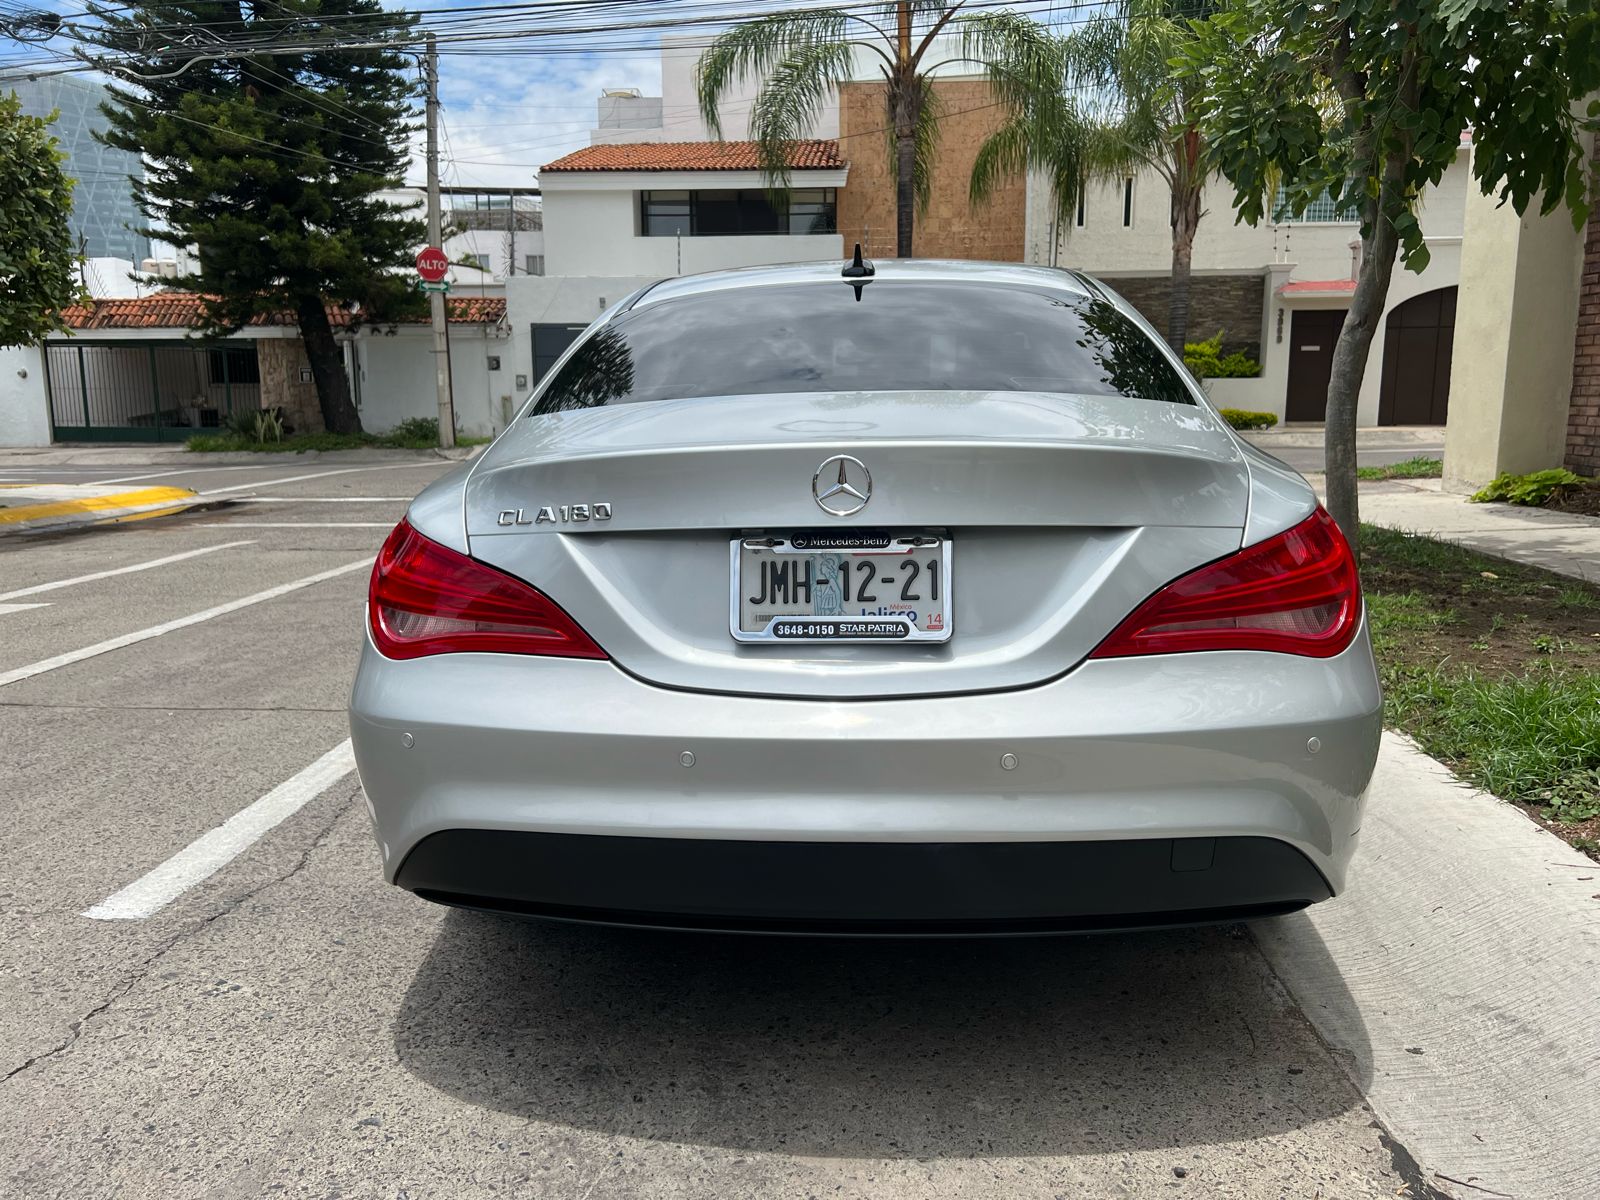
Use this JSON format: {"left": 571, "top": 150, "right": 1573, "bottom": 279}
{"left": 0, "top": 483, "right": 204, "bottom": 534}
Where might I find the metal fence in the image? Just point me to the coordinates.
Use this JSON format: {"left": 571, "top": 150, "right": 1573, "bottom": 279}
{"left": 45, "top": 340, "right": 262, "bottom": 442}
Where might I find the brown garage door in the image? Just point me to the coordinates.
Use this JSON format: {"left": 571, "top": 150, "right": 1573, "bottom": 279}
{"left": 1378, "top": 287, "right": 1457, "bottom": 426}
{"left": 1285, "top": 309, "right": 1347, "bottom": 422}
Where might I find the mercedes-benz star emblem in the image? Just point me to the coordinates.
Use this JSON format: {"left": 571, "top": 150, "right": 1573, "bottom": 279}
{"left": 812, "top": 454, "right": 872, "bottom": 516}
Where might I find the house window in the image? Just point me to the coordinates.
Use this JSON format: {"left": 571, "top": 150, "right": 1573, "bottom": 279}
{"left": 524, "top": 254, "right": 545, "bottom": 276}
{"left": 640, "top": 189, "right": 837, "bottom": 236}
{"left": 457, "top": 252, "right": 489, "bottom": 271}
{"left": 788, "top": 189, "right": 836, "bottom": 234}
{"left": 642, "top": 191, "right": 691, "bottom": 237}
{"left": 207, "top": 346, "right": 260, "bottom": 385}
{"left": 1122, "top": 178, "right": 1134, "bottom": 227}
{"left": 1075, "top": 191, "right": 1086, "bottom": 228}
{"left": 1273, "top": 186, "right": 1362, "bottom": 223}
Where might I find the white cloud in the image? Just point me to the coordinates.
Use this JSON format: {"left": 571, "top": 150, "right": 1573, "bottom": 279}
{"left": 421, "top": 48, "right": 663, "bottom": 188}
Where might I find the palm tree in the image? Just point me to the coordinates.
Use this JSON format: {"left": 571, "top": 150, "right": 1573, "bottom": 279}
{"left": 696, "top": 2, "right": 1058, "bottom": 258}
{"left": 975, "top": 0, "right": 1213, "bottom": 350}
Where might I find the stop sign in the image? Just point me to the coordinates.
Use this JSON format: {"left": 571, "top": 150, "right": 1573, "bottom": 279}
{"left": 415, "top": 246, "right": 449, "bottom": 283}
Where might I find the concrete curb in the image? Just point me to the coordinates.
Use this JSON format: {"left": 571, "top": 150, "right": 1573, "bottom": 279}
{"left": 0, "top": 484, "right": 202, "bottom": 533}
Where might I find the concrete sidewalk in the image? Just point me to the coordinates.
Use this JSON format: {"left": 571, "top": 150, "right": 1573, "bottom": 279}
{"left": 1352, "top": 477, "right": 1600, "bottom": 582}
{"left": 1259, "top": 733, "right": 1600, "bottom": 1200}
{"left": 1245, "top": 424, "right": 1444, "bottom": 450}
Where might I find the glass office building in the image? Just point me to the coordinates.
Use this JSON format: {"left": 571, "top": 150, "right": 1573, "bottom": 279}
{"left": 10, "top": 75, "right": 148, "bottom": 262}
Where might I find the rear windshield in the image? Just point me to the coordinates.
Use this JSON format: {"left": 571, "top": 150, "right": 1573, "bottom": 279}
{"left": 530, "top": 280, "right": 1194, "bottom": 416}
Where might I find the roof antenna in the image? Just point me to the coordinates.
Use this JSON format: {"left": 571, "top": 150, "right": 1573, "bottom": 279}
{"left": 842, "top": 242, "right": 874, "bottom": 300}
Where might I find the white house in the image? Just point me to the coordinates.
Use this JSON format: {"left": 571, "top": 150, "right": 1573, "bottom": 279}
{"left": 9, "top": 294, "right": 513, "bottom": 446}
{"left": 505, "top": 36, "right": 1009, "bottom": 398}
{"left": 377, "top": 185, "right": 545, "bottom": 282}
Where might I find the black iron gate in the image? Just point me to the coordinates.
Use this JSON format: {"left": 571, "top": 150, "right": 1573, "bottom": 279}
{"left": 45, "top": 339, "right": 262, "bottom": 442}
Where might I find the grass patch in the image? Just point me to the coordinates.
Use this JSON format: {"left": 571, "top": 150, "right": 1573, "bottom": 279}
{"left": 1356, "top": 456, "right": 1442, "bottom": 481}
{"left": 1362, "top": 523, "right": 1600, "bottom": 852}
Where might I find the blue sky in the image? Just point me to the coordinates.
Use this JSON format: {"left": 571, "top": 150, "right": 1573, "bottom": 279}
{"left": 2, "top": 0, "right": 1079, "bottom": 190}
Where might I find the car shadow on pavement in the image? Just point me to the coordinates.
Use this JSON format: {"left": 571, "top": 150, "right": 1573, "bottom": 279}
{"left": 393, "top": 910, "right": 1372, "bottom": 1158}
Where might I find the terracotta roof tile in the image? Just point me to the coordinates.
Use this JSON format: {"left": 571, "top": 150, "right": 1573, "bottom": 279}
{"left": 541, "top": 139, "right": 844, "bottom": 172}
{"left": 60, "top": 294, "right": 506, "bottom": 330}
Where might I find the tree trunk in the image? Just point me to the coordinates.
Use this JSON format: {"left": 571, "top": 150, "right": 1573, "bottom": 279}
{"left": 895, "top": 129, "right": 916, "bottom": 257}
{"left": 893, "top": 0, "right": 914, "bottom": 258}
{"left": 1167, "top": 133, "right": 1204, "bottom": 351}
{"left": 295, "top": 296, "right": 361, "bottom": 435}
{"left": 1323, "top": 173, "right": 1403, "bottom": 558}
{"left": 1167, "top": 234, "right": 1194, "bottom": 353}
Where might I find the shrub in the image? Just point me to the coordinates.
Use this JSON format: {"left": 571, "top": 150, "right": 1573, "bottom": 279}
{"left": 1470, "top": 468, "right": 1587, "bottom": 507}
{"left": 223, "top": 405, "right": 292, "bottom": 442}
{"left": 1183, "top": 331, "right": 1263, "bottom": 379}
{"left": 1215, "top": 351, "right": 1262, "bottom": 378}
{"left": 388, "top": 416, "right": 440, "bottom": 446}
{"left": 252, "top": 408, "right": 284, "bottom": 443}
{"left": 1219, "top": 407, "right": 1278, "bottom": 430}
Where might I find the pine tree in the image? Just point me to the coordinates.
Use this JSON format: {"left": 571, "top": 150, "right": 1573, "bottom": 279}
{"left": 91, "top": 0, "right": 425, "bottom": 433}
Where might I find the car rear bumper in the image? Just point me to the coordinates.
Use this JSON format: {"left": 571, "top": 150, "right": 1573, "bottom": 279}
{"left": 396, "top": 830, "right": 1331, "bottom": 934}
{"left": 349, "top": 620, "right": 1381, "bottom": 926}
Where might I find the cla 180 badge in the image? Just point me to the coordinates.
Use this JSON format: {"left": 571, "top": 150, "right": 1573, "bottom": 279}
{"left": 497, "top": 502, "right": 613, "bottom": 526}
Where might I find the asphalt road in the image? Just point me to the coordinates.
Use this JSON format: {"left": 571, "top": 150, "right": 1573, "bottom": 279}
{"left": 0, "top": 455, "right": 1421, "bottom": 1198}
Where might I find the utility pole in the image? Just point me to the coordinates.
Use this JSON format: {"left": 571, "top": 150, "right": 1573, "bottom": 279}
{"left": 423, "top": 32, "right": 455, "bottom": 449}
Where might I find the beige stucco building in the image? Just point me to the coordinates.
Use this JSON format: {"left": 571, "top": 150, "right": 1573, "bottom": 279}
{"left": 1441, "top": 132, "right": 1600, "bottom": 490}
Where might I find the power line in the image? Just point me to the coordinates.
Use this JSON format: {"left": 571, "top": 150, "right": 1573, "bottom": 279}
{"left": 3, "top": 0, "right": 1098, "bottom": 80}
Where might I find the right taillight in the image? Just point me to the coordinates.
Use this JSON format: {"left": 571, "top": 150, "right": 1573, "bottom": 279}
{"left": 1090, "top": 507, "right": 1360, "bottom": 659}
{"left": 368, "top": 519, "right": 606, "bottom": 660}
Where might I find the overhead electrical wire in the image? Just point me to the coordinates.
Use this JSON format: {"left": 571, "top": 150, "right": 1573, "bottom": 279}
{"left": 1, "top": 0, "right": 1102, "bottom": 80}
{"left": 2, "top": 0, "right": 1113, "bottom": 189}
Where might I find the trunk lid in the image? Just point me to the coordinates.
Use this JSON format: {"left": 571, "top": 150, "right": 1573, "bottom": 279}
{"left": 464, "top": 392, "right": 1248, "bottom": 698}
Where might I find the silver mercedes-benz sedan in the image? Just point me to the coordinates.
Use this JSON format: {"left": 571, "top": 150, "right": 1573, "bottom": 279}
{"left": 349, "top": 257, "right": 1381, "bottom": 934}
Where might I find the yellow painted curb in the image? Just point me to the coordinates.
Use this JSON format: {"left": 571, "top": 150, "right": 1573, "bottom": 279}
{"left": 0, "top": 486, "right": 199, "bottom": 526}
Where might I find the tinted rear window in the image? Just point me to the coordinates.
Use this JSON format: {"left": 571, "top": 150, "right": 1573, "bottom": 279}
{"left": 531, "top": 281, "right": 1193, "bottom": 416}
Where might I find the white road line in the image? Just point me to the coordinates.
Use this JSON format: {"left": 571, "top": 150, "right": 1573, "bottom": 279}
{"left": 238, "top": 496, "right": 411, "bottom": 503}
{"left": 0, "top": 541, "right": 254, "bottom": 603}
{"left": 196, "top": 521, "right": 394, "bottom": 528}
{"left": 202, "top": 463, "right": 439, "bottom": 496}
{"left": 0, "top": 558, "right": 369, "bottom": 689}
{"left": 0, "top": 602, "right": 50, "bottom": 615}
{"left": 88, "top": 466, "right": 270, "bottom": 485}
{"left": 83, "top": 740, "right": 357, "bottom": 920}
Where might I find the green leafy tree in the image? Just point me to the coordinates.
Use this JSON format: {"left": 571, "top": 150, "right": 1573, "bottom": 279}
{"left": 1180, "top": 0, "right": 1600, "bottom": 550}
{"left": 696, "top": 1, "right": 1058, "bottom": 257}
{"left": 975, "top": 0, "right": 1215, "bottom": 349}
{"left": 0, "top": 93, "right": 82, "bottom": 346}
{"left": 88, "top": 0, "right": 425, "bottom": 433}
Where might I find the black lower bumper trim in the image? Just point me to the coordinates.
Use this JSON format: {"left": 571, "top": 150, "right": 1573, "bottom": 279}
{"left": 395, "top": 832, "right": 1332, "bottom": 935}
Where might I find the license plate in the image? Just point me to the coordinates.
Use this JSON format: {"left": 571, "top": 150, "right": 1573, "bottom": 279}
{"left": 730, "top": 532, "right": 952, "bottom": 643}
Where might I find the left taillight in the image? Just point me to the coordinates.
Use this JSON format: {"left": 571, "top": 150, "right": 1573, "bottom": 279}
{"left": 368, "top": 519, "right": 606, "bottom": 660}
